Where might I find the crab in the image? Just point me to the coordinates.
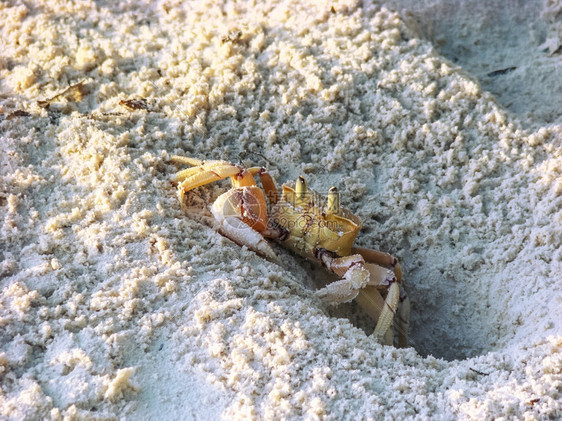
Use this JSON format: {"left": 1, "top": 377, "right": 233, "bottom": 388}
{"left": 170, "top": 155, "right": 410, "bottom": 346}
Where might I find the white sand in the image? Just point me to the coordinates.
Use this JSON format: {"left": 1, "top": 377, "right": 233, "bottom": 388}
{"left": 1, "top": 0, "right": 561, "bottom": 419}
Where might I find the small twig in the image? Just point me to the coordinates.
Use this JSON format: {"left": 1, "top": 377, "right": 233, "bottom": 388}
{"left": 4, "top": 110, "right": 31, "bottom": 119}
{"left": 486, "top": 66, "right": 516, "bottom": 77}
{"left": 37, "top": 80, "right": 88, "bottom": 108}
{"left": 470, "top": 367, "right": 489, "bottom": 376}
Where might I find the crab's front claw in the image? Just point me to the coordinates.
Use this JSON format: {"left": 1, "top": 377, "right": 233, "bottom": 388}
{"left": 210, "top": 187, "right": 279, "bottom": 263}
{"left": 214, "top": 216, "right": 279, "bottom": 263}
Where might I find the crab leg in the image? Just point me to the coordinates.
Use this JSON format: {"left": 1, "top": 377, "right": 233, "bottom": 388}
{"left": 356, "top": 283, "right": 400, "bottom": 345}
{"left": 248, "top": 167, "right": 279, "bottom": 205}
{"left": 170, "top": 156, "right": 262, "bottom": 191}
{"left": 315, "top": 253, "right": 371, "bottom": 304}
{"left": 314, "top": 252, "right": 402, "bottom": 345}
{"left": 169, "top": 155, "right": 204, "bottom": 166}
{"left": 352, "top": 246, "right": 402, "bottom": 281}
{"left": 170, "top": 158, "right": 242, "bottom": 189}
{"left": 355, "top": 247, "right": 410, "bottom": 346}
{"left": 360, "top": 261, "right": 401, "bottom": 344}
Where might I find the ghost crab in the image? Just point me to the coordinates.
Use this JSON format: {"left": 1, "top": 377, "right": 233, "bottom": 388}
{"left": 170, "top": 155, "right": 410, "bottom": 346}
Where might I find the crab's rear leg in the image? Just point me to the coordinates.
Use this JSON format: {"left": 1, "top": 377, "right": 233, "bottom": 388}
{"left": 354, "top": 247, "right": 410, "bottom": 347}
{"left": 314, "top": 250, "right": 402, "bottom": 345}
{"left": 356, "top": 282, "right": 400, "bottom": 345}
{"left": 316, "top": 249, "right": 405, "bottom": 346}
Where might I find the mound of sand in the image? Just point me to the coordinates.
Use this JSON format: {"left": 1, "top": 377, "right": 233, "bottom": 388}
{"left": 1, "top": 0, "right": 560, "bottom": 419}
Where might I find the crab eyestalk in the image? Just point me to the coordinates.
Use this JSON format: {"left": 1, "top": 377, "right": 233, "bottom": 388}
{"left": 295, "top": 175, "right": 308, "bottom": 206}
{"left": 326, "top": 186, "right": 339, "bottom": 214}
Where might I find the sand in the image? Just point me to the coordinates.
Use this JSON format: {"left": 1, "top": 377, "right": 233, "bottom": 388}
{"left": 1, "top": 0, "right": 561, "bottom": 419}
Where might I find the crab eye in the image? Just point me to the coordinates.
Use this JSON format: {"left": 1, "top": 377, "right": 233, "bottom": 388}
{"left": 327, "top": 186, "right": 339, "bottom": 214}
{"left": 295, "top": 176, "right": 307, "bottom": 201}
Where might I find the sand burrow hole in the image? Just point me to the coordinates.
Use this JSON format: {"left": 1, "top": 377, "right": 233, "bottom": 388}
{"left": 165, "top": 2, "right": 560, "bottom": 362}
{"left": 294, "top": 123, "right": 560, "bottom": 362}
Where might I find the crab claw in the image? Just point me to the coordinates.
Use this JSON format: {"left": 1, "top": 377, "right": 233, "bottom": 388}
{"left": 210, "top": 187, "right": 279, "bottom": 263}
{"left": 214, "top": 216, "right": 279, "bottom": 263}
